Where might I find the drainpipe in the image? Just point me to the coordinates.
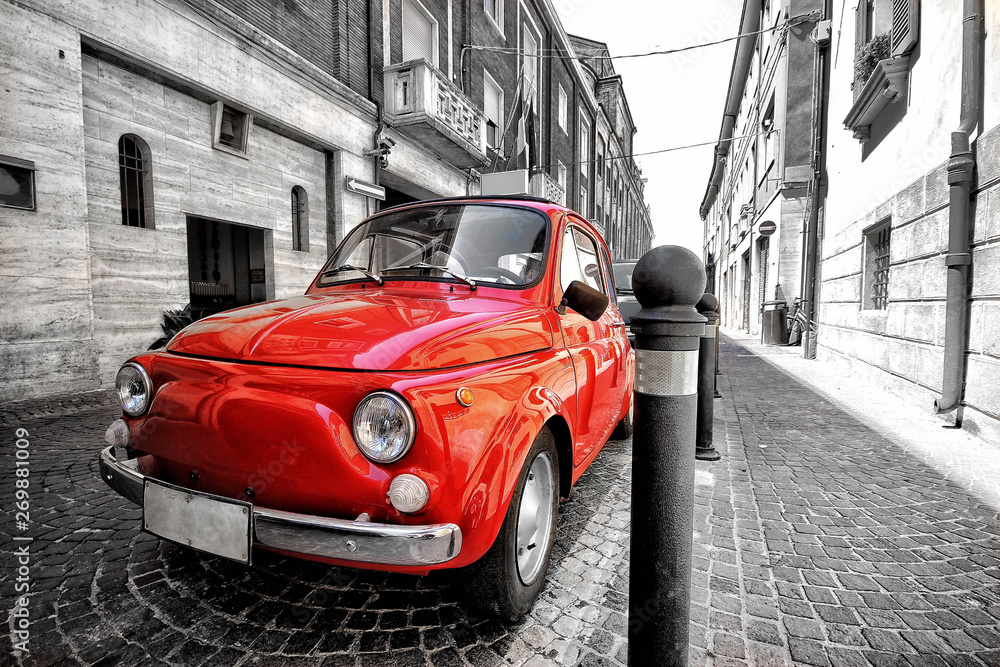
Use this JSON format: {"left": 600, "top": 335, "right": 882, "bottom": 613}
{"left": 801, "top": 4, "right": 831, "bottom": 360}
{"left": 367, "top": 0, "right": 386, "bottom": 214}
{"left": 935, "top": 0, "right": 984, "bottom": 415}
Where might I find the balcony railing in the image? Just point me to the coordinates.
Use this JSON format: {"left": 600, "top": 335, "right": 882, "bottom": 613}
{"left": 529, "top": 171, "right": 566, "bottom": 206}
{"left": 383, "top": 60, "right": 488, "bottom": 168}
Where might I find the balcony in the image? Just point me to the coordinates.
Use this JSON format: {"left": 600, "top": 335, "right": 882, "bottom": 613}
{"left": 383, "top": 60, "right": 488, "bottom": 168}
{"left": 844, "top": 55, "right": 911, "bottom": 142}
{"left": 529, "top": 171, "right": 566, "bottom": 206}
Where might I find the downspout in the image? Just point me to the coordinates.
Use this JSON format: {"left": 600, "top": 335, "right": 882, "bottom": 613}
{"left": 368, "top": 0, "right": 384, "bottom": 192}
{"left": 935, "top": 0, "right": 984, "bottom": 415}
{"left": 698, "top": 0, "right": 763, "bottom": 221}
{"left": 801, "top": 4, "right": 831, "bottom": 359}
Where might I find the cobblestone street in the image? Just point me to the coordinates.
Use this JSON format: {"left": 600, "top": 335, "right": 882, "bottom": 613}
{"left": 2, "top": 335, "right": 999, "bottom": 666}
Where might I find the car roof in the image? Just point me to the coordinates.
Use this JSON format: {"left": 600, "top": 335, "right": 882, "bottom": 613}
{"left": 380, "top": 194, "right": 553, "bottom": 212}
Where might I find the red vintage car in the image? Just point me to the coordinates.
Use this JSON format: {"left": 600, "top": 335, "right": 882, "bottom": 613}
{"left": 99, "top": 195, "right": 634, "bottom": 620}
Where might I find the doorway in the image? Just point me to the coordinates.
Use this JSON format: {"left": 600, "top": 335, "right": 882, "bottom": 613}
{"left": 186, "top": 217, "right": 269, "bottom": 318}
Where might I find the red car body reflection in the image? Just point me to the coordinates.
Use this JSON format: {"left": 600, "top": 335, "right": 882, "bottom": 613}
{"left": 100, "top": 197, "right": 633, "bottom": 589}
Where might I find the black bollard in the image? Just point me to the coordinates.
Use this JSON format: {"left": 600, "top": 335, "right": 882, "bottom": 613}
{"left": 713, "top": 311, "right": 722, "bottom": 398}
{"left": 695, "top": 294, "right": 721, "bottom": 461}
{"left": 627, "top": 246, "right": 707, "bottom": 667}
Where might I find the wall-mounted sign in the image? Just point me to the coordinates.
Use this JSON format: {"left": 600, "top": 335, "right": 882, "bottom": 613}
{"left": 346, "top": 177, "right": 386, "bottom": 201}
{"left": 758, "top": 220, "right": 777, "bottom": 236}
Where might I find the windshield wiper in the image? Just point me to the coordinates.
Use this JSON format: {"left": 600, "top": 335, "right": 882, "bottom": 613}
{"left": 381, "top": 263, "right": 477, "bottom": 291}
{"left": 321, "top": 264, "right": 384, "bottom": 286}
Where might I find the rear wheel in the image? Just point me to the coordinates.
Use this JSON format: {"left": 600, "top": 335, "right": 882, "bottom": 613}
{"left": 466, "top": 427, "right": 559, "bottom": 621}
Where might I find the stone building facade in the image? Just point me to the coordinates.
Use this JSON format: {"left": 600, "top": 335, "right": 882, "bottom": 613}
{"left": 819, "top": 0, "right": 1000, "bottom": 442}
{"left": 699, "top": 0, "right": 821, "bottom": 334}
{"left": 701, "top": 0, "right": 1000, "bottom": 441}
{"left": 0, "top": 0, "right": 651, "bottom": 401}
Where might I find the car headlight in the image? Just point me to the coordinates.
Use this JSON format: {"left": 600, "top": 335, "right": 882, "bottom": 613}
{"left": 116, "top": 362, "right": 153, "bottom": 417}
{"left": 352, "top": 391, "right": 416, "bottom": 463}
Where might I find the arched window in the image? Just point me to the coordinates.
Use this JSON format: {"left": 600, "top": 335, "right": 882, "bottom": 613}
{"left": 118, "top": 135, "right": 154, "bottom": 228}
{"left": 291, "top": 186, "right": 308, "bottom": 252}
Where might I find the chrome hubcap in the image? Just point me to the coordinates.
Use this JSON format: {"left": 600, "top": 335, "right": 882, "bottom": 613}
{"left": 515, "top": 452, "right": 554, "bottom": 585}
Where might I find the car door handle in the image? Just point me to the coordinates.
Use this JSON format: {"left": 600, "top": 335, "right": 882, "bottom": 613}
{"left": 610, "top": 321, "right": 626, "bottom": 328}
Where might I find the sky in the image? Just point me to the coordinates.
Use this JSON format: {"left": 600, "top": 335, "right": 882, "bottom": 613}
{"left": 560, "top": 0, "right": 743, "bottom": 254}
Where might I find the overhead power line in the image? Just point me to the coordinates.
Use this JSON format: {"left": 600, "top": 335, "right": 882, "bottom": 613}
{"left": 532, "top": 129, "right": 776, "bottom": 172}
{"left": 464, "top": 12, "right": 818, "bottom": 62}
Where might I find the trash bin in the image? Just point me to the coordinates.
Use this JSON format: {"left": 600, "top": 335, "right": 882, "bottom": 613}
{"left": 761, "top": 300, "right": 788, "bottom": 345}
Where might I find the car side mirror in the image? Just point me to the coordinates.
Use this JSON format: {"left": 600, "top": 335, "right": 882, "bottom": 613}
{"left": 558, "top": 280, "right": 609, "bottom": 322}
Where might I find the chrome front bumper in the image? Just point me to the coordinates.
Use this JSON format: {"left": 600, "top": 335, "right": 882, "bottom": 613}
{"left": 98, "top": 446, "right": 462, "bottom": 567}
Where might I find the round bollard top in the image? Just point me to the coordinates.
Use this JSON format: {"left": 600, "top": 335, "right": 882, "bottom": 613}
{"left": 632, "top": 246, "right": 707, "bottom": 309}
{"left": 696, "top": 293, "right": 719, "bottom": 314}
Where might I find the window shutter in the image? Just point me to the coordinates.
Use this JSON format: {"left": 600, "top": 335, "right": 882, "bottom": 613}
{"left": 890, "top": 0, "right": 919, "bottom": 56}
{"left": 484, "top": 80, "right": 501, "bottom": 126}
{"left": 402, "top": 0, "right": 435, "bottom": 64}
{"left": 855, "top": 0, "right": 869, "bottom": 54}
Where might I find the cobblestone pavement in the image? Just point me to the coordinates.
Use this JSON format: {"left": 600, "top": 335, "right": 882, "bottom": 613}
{"left": 1, "top": 336, "right": 999, "bottom": 666}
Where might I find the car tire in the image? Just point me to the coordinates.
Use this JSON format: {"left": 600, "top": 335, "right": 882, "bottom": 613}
{"left": 611, "top": 392, "right": 634, "bottom": 440}
{"left": 466, "top": 427, "right": 559, "bottom": 622}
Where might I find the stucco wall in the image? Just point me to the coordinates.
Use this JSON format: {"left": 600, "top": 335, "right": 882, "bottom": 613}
{"left": 817, "top": 1, "right": 1000, "bottom": 440}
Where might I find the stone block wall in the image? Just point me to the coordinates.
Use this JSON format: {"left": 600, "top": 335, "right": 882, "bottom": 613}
{"left": 0, "top": 2, "right": 100, "bottom": 401}
{"left": 817, "top": 124, "right": 1000, "bottom": 442}
{"left": 82, "top": 56, "right": 329, "bottom": 383}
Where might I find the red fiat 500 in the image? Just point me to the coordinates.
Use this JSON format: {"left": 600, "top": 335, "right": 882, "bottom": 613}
{"left": 99, "top": 196, "right": 634, "bottom": 620}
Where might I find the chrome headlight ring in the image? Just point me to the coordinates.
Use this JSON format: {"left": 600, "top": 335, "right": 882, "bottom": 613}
{"left": 352, "top": 391, "right": 417, "bottom": 464}
{"left": 116, "top": 361, "right": 153, "bottom": 417}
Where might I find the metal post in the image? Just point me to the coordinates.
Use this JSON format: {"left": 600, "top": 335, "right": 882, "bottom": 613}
{"left": 627, "top": 246, "right": 707, "bottom": 667}
{"left": 714, "top": 317, "right": 722, "bottom": 398}
{"left": 695, "top": 293, "right": 721, "bottom": 461}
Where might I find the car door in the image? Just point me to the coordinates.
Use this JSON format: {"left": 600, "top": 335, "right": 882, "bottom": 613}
{"left": 556, "top": 221, "right": 623, "bottom": 465}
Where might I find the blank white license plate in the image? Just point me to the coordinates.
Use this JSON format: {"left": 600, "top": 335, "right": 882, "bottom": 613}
{"left": 143, "top": 479, "right": 252, "bottom": 564}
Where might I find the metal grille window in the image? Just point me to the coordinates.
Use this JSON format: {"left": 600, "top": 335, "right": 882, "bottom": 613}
{"left": 118, "top": 135, "right": 153, "bottom": 228}
{"left": 291, "top": 186, "right": 308, "bottom": 252}
{"left": 864, "top": 222, "right": 891, "bottom": 310}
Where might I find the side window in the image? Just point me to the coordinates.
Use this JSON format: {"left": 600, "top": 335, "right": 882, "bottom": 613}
{"left": 601, "top": 247, "right": 617, "bottom": 305}
{"left": 573, "top": 229, "right": 604, "bottom": 294}
{"left": 560, "top": 225, "right": 606, "bottom": 295}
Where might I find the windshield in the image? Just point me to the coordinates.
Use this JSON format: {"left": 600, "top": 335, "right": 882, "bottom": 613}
{"left": 317, "top": 204, "right": 549, "bottom": 288}
{"left": 613, "top": 262, "right": 637, "bottom": 293}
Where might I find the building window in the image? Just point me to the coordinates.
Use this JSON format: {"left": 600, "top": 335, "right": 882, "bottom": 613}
{"left": 212, "top": 102, "right": 253, "bottom": 156}
{"left": 579, "top": 116, "right": 590, "bottom": 177}
{"left": 402, "top": 0, "right": 438, "bottom": 66}
{"left": 291, "top": 186, "right": 308, "bottom": 252}
{"left": 863, "top": 221, "right": 891, "bottom": 310}
{"left": 556, "top": 161, "right": 567, "bottom": 191}
{"left": 522, "top": 21, "right": 540, "bottom": 103}
{"left": 118, "top": 135, "right": 154, "bottom": 229}
{"left": 0, "top": 155, "right": 36, "bottom": 211}
{"left": 596, "top": 136, "right": 606, "bottom": 182}
{"left": 484, "top": 0, "right": 503, "bottom": 34}
{"left": 579, "top": 185, "right": 588, "bottom": 218}
{"left": 484, "top": 70, "right": 504, "bottom": 150}
{"left": 557, "top": 85, "right": 567, "bottom": 132}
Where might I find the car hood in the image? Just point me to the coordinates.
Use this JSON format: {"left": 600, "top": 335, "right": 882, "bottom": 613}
{"left": 167, "top": 291, "right": 554, "bottom": 371}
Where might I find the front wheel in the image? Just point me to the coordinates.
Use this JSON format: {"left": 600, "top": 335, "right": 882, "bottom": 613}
{"left": 466, "top": 427, "right": 559, "bottom": 621}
